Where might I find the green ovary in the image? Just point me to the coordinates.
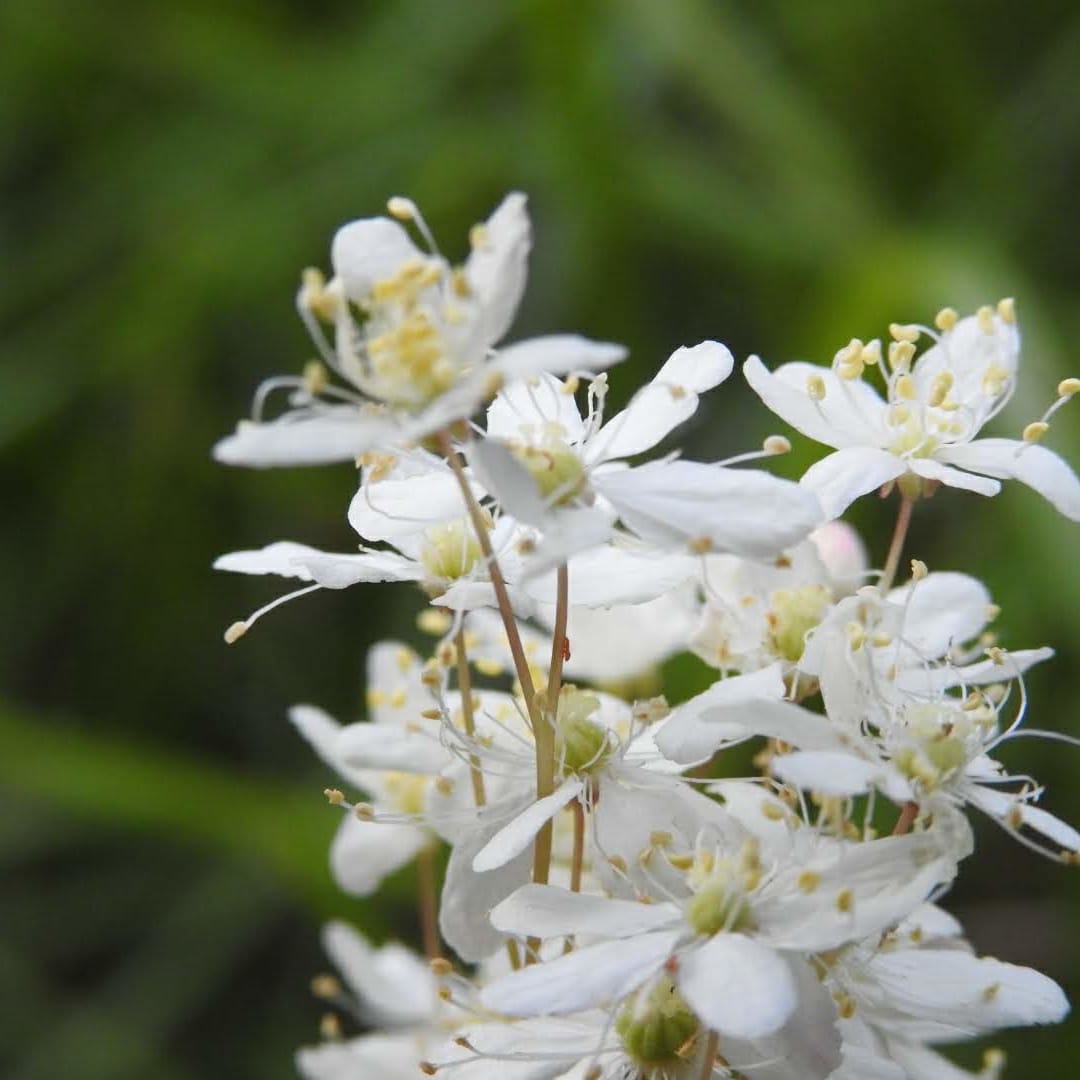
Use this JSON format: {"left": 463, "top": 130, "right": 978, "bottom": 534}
{"left": 766, "top": 585, "right": 831, "bottom": 662}
{"left": 555, "top": 687, "right": 610, "bottom": 774}
{"left": 511, "top": 437, "right": 585, "bottom": 503}
{"left": 686, "top": 868, "right": 755, "bottom": 937}
{"left": 420, "top": 521, "right": 482, "bottom": 580}
{"left": 616, "top": 977, "right": 699, "bottom": 1065}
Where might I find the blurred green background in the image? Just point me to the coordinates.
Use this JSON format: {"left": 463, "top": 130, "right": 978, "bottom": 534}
{"left": 3, "top": 0, "right": 1080, "bottom": 1075}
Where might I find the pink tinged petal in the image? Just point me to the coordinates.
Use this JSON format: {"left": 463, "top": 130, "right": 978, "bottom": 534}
{"left": 330, "top": 216, "right": 424, "bottom": 300}
{"left": 336, "top": 722, "right": 448, "bottom": 775}
{"left": 465, "top": 191, "right": 531, "bottom": 347}
{"left": 440, "top": 803, "right": 535, "bottom": 962}
{"left": 937, "top": 438, "right": 1080, "bottom": 521}
{"left": 490, "top": 884, "right": 681, "bottom": 939}
{"left": 213, "top": 409, "right": 396, "bottom": 467}
{"left": 907, "top": 457, "right": 1001, "bottom": 497}
{"left": 478, "top": 929, "right": 682, "bottom": 1016}
{"left": 472, "top": 778, "right": 584, "bottom": 872}
{"left": 583, "top": 341, "right": 734, "bottom": 464}
{"left": 743, "top": 357, "right": 887, "bottom": 450}
{"left": 595, "top": 460, "right": 823, "bottom": 558}
{"left": 329, "top": 815, "right": 428, "bottom": 898}
{"left": 678, "top": 933, "right": 798, "bottom": 1039}
{"left": 494, "top": 335, "right": 628, "bottom": 381}
{"left": 799, "top": 447, "right": 906, "bottom": 520}
{"left": 887, "top": 571, "right": 992, "bottom": 659}
{"left": 486, "top": 371, "right": 585, "bottom": 442}
{"left": 867, "top": 949, "right": 1069, "bottom": 1033}
{"left": 770, "top": 750, "right": 883, "bottom": 796}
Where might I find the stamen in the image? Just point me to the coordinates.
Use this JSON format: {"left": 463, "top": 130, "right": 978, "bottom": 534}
{"left": 224, "top": 583, "right": 323, "bottom": 643}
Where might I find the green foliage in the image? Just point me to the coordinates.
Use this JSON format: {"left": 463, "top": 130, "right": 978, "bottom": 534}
{"left": 3, "top": 0, "right": 1080, "bottom": 1074}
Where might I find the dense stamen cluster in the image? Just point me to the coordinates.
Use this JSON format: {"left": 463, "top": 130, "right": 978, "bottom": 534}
{"left": 214, "top": 193, "right": 1080, "bottom": 1080}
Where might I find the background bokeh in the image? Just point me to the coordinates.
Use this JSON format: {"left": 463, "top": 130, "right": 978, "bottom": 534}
{"left": 3, "top": 1, "right": 1080, "bottom": 1075}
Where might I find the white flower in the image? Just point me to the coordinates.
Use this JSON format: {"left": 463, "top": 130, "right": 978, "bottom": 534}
{"left": 296, "top": 921, "right": 440, "bottom": 1080}
{"left": 214, "top": 193, "right": 626, "bottom": 467}
{"left": 480, "top": 822, "right": 956, "bottom": 1043}
{"left": 745, "top": 304, "right": 1080, "bottom": 520}
{"left": 469, "top": 344, "right": 824, "bottom": 568}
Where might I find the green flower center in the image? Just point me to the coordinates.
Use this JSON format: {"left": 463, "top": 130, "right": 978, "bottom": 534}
{"left": 766, "top": 585, "right": 831, "bottom": 662}
{"left": 420, "top": 520, "right": 482, "bottom": 581}
{"left": 555, "top": 687, "right": 610, "bottom": 774}
{"left": 510, "top": 436, "right": 586, "bottom": 504}
{"left": 687, "top": 867, "right": 756, "bottom": 937}
{"left": 615, "top": 977, "right": 699, "bottom": 1066}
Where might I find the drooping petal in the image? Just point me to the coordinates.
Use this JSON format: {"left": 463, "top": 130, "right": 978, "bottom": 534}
{"left": 490, "top": 884, "right": 681, "bottom": 939}
{"left": 329, "top": 815, "right": 428, "bottom": 898}
{"left": 907, "top": 457, "right": 1001, "bottom": 497}
{"left": 289, "top": 549, "right": 423, "bottom": 589}
{"left": 348, "top": 468, "right": 480, "bottom": 545}
{"left": 968, "top": 786, "right": 1080, "bottom": 854}
{"left": 213, "top": 408, "right": 396, "bottom": 467}
{"left": 937, "top": 438, "right": 1080, "bottom": 521}
{"left": 473, "top": 778, "right": 584, "bottom": 872}
{"left": 478, "top": 930, "right": 682, "bottom": 1016}
{"left": 770, "top": 750, "right": 884, "bottom": 797}
{"left": 595, "top": 459, "right": 823, "bottom": 558}
{"left": 495, "top": 335, "right": 627, "bottom": 381}
{"left": 214, "top": 541, "right": 322, "bottom": 581}
{"left": 464, "top": 192, "right": 531, "bottom": 348}
{"left": 678, "top": 933, "right": 798, "bottom": 1039}
{"left": 799, "top": 447, "right": 906, "bottom": 520}
{"left": 583, "top": 341, "right": 734, "bottom": 464}
{"left": 330, "top": 216, "right": 425, "bottom": 300}
{"left": 743, "top": 357, "right": 887, "bottom": 450}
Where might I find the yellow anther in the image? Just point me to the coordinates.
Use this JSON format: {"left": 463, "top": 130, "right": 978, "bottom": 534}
{"left": 895, "top": 374, "right": 916, "bottom": 401}
{"left": 437, "top": 985, "right": 452, "bottom": 1001}
{"left": 889, "top": 322, "right": 921, "bottom": 344}
{"left": 996, "top": 297, "right": 1016, "bottom": 324}
{"left": 888, "top": 340, "right": 916, "bottom": 372}
{"left": 420, "top": 1062, "right": 438, "bottom": 1076}
{"left": 860, "top": 339, "right": 882, "bottom": 366}
{"left": 320, "top": 1013, "right": 342, "bottom": 1040}
{"left": 429, "top": 957, "right": 454, "bottom": 976}
{"left": 469, "top": 223, "right": 491, "bottom": 250}
{"left": 436, "top": 642, "right": 455, "bottom": 668}
{"left": 764, "top": 435, "right": 791, "bottom": 455}
{"left": 420, "top": 708, "right": 442, "bottom": 720}
{"left": 928, "top": 372, "right": 954, "bottom": 408}
{"left": 1058, "top": 377, "right": 1080, "bottom": 398}
{"left": 761, "top": 802, "right": 786, "bottom": 822}
{"left": 832, "top": 990, "right": 857, "bottom": 1019}
{"left": 806, "top": 374, "right": 827, "bottom": 401}
{"left": 669, "top": 384, "right": 688, "bottom": 399}
{"left": 224, "top": 621, "right": 248, "bottom": 645}
{"left": 474, "top": 657, "right": 503, "bottom": 677}
{"left": 888, "top": 403, "right": 911, "bottom": 426}
{"left": 435, "top": 777, "right": 455, "bottom": 796}
{"left": 985, "top": 604, "right": 1001, "bottom": 623}
{"left": 386, "top": 195, "right": 415, "bottom": 220}
{"left": 870, "top": 631, "right": 893, "bottom": 648}
{"left": 911, "top": 559, "right": 928, "bottom": 581}
{"left": 846, "top": 622, "right": 866, "bottom": 651}
{"left": 982, "top": 982, "right": 1001, "bottom": 1002}
{"left": 797, "top": 870, "right": 821, "bottom": 893}
{"left": 311, "top": 974, "right": 342, "bottom": 998}
{"left": 324, "top": 788, "right": 345, "bottom": 806}
{"left": 934, "top": 307, "right": 959, "bottom": 331}
{"left": 1006, "top": 805, "right": 1023, "bottom": 830}
{"left": 608, "top": 855, "right": 628, "bottom": 873}
{"left": 561, "top": 375, "right": 580, "bottom": 395}
{"left": 982, "top": 1048, "right": 1006, "bottom": 1073}
{"left": 986, "top": 646, "right": 1007, "bottom": 665}
{"left": 836, "top": 888, "right": 854, "bottom": 913}
{"left": 976, "top": 305, "right": 996, "bottom": 334}
{"left": 389, "top": 688, "right": 408, "bottom": 709}
{"left": 354, "top": 803, "right": 375, "bottom": 820}
{"left": 1023, "top": 421, "right": 1049, "bottom": 443}
{"left": 303, "top": 359, "right": 329, "bottom": 396}
{"left": 666, "top": 852, "right": 694, "bottom": 870}
{"left": 689, "top": 536, "right": 714, "bottom": 555}
{"left": 650, "top": 831, "right": 674, "bottom": 848}
{"left": 416, "top": 609, "right": 451, "bottom": 636}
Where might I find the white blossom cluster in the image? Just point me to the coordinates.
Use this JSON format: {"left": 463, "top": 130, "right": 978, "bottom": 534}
{"left": 214, "top": 193, "right": 1080, "bottom": 1079}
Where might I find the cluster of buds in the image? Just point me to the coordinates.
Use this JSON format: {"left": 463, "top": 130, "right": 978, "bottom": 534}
{"left": 215, "top": 193, "right": 1080, "bottom": 1079}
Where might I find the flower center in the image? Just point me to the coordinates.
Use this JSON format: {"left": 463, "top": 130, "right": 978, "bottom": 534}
{"left": 420, "top": 520, "right": 483, "bottom": 582}
{"left": 766, "top": 585, "right": 831, "bottom": 662}
{"left": 615, "top": 977, "right": 699, "bottom": 1067}
{"left": 686, "top": 864, "right": 756, "bottom": 936}
{"left": 382, "top": 771, "right": 429, "bottom": 816}
{"left": 509, "top": 434, "right": 586, "bottom": 504}
{"left": 555, "top": 687, "right": 610, "bottom": 774}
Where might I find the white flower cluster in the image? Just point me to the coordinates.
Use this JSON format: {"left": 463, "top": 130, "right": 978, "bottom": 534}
{"left": 215, "top": 193, "right": 1080, "bottom": 1079}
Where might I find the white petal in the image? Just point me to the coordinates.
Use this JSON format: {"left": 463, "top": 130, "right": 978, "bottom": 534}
{"left": 969, "top": 786, "right": 1080, "bottom": 853}
{"left": 213, "top": 409, "right": 394, "bottom": 467}
{"left": 799, "top": 447, "right": 906, "bottom": 520}
{"left": 296, "top": 1032, "right": 424, "bottom": 1080}
{"left": 899, "top": 646, "right": 1053, "bottom": 693}
{"left": 473, "top": 778, "right": 584, "bottom": 872}
{"left": 490, "top": 884, "right": 681, "bottom": 939}
{"left": 868, "top": 948, "right": 1068, "bottom": 1035}
{"left": 479, "top": 930, "right": 681, "bottom": 1016}
{"left": 336, "top": 722, "right": 448, "bottom": 775}
{"left": 329, "top": 815, "right": 428, "bottom": 897}
{"left": 908, "top": 456, "right": 1001, "bottom": 497}
{"left": 678, "top": 933, "right": 798, "bottom": 1039}
{"left": 348, "top": 468, "right": 477, "bottom": 545}
{"left": 743, "top": 357, "right": 887, "bottom": 449}
{"left": 289, "top": 549, "right": 422, "bottom": 589}
{"left": 465, "top": 191, "right": 531, "bottom": 347}
{"left": 887, "top": 571, "right": 991, "bottom": 659}
{"left": 596, "top": 459, "right": 823, "bottom": 558}
{"left": 330, "top": 216, "right": 424, "bottom": 300}
{"left": 937, "top": 438, "right": 1080, "bottom": 520}
{"left": 525, "top": 546, "right": 696, "bottom": 608}
{"left": 214, "top": 541, "right": 321, "bottom": 580}
{"left": 771, "top": 750, "right": 882, "bottom": 796}
{"left": 583, "top": 341, "right": 734, "bottom": 464}
{"left": 495, "top": 334, "right": 627, "bottom": 382}
{"left": 468, "top": 437, "right": 550, "bottom": 527}
{"left": 440, "top": 803, "right": 535, "bottom": 962}
{"left": 486, "top": 371, "right": 585, "bottom": 443}
{"left": 289, "top": 704, "right": 368, "bottom": 789}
